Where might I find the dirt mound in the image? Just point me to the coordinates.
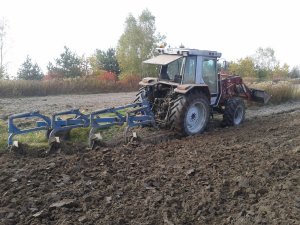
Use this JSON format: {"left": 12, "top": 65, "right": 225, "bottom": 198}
{"left": 0, "top": 110, "right": 299, "bottom": 225}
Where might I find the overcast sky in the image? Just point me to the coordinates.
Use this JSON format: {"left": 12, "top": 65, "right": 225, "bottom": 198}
{"left": 0, "top": 0, "right": 299, "bottom": 77}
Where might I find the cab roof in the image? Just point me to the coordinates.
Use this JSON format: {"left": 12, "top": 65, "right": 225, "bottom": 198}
{"left": 155, "top": 48, "right": 222, "bottom": 58}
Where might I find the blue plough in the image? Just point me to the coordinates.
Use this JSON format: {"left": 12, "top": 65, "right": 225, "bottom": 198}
{"left": 8, "top": 99, "right": 156, "bottom": 149}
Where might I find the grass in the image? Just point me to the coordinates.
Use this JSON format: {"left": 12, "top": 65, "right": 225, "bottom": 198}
{"left": 0, "top": 121, "right": 7, "bottom": 150}
{"left": 251, "top": 81, "right": 300, "bottom": 104}
{"left": 0, "top": 120, "right": 48, "bottom": 151}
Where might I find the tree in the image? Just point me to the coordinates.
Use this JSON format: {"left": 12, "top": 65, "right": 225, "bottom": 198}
{"left": 17, "top": 56, "right": 43, "bottom": 80}
{"left": 47, "top": 46, "right": 84, "bottom": 78}
{"left": 253, "top": 47, "right": 279, "bottom": 80}
{"left": 273, "top": 63, "right": 289, "bottom": 79}
{"left": 254, "top": 47, "right": 278, "bottom": 70}
{"left": 229, "top": 57, "right": 256, "bottom": 78}
{"left": 0, "top": 18, "right": 8, "bottom": 79}
{"left": 289, "top": 66, "right": 300, "bottom": 78}
{"left": 117, "top": 9, "right": 165, "bottom": 75}
{"left": 228, "top": 47, "right": 293, "bottom": 81}
{"left": 90, "top": 48, "right": 120, "bottom": 75}
{"left": 81, "top": 55, "right": 91, "bottom": 76}
{"left": 0, "top": 67, "right": 5, "bottom": 79}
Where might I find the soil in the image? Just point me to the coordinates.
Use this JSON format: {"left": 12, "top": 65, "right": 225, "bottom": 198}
{"left": 0, "top": 93, "right": 299, "bottom": 224}
{"left": 0, "top": 92, "right": 137, "bottom": 116}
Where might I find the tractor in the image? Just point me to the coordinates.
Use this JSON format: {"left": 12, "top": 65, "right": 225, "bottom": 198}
{"left": 136, "top": 48, "right": 270, "bottom": 135}
{"left": 7, "top": 48, "right": 270, "bottom": 150}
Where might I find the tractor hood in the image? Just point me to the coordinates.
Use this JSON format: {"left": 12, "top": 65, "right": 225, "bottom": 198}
{"left": 143, "top": 54, "right": 182, "bottom": 65}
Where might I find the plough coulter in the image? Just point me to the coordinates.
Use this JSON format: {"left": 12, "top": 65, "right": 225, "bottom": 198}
{"left": 7, "top": 48, "right": 270, "bottom": 151}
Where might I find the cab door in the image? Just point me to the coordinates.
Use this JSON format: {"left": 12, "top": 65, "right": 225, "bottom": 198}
{"left": 202, "top": 58, "right": 218, "bottom": 94}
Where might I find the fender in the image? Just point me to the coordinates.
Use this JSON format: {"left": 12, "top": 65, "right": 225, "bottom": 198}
{"left": 175, "top": 84, "right": 211, "bottom": 100}
{"left": 139, "top": 77, "right": 158, "bottom": 86}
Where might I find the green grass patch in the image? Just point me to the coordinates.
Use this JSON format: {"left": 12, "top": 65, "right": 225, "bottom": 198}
{"left": 15, "top": 131, "right": 48, "bottom": 146}
{"left": 69, "top": 127, "right": 90, "bottom": 143}
{"left": 0, "top": 118, "right": 49, "bottom": 150}
{"left": 97, "top": 125, "right": 125, "bottom": 141}
{"left": 0, "top": 121, "right": 7, "bottom": 150}
{"left": 0, "top": 119, "right": 48, "bottom": 151}
{"left": 71, "top": 125, "right": 125, "bottom": 142}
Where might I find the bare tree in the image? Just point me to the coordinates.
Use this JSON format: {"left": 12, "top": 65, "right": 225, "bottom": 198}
{"left": 0, "top": 18, "right": 8, "bottom": 79}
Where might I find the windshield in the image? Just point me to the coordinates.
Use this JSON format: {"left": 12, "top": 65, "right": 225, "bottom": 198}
{"left": 159, "top": 56, "right": 197, "bottom": 84}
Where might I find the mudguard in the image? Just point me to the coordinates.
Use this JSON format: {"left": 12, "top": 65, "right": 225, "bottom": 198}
{"left": 175, "top": 84, "right": 211, "bottom": 100}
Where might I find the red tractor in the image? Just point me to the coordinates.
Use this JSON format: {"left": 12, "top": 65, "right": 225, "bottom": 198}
{"left": 137, "top": 48, "right": 270, "bottom": 136}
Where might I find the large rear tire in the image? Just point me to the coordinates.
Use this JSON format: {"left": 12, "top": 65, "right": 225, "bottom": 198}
{"left": 222, "top": 98, "right": 245, "bottom": 126}
{"left": 134, "top": 86, "right": 150, "bottom": 103}
{"left": 169, "top": 92, "right": 210, "bottom": 136}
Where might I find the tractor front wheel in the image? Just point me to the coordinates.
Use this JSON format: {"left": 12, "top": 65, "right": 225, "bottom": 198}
{"left": 222, "top": 98, "right": 245, "bottom": 126}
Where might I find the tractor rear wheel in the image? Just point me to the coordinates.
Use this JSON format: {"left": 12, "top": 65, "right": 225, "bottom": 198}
{"left": 169, "top": 92, "right": 210, "bottom": 136}
{"left": 222, "top": 98, "right": 245, "bottom": 126}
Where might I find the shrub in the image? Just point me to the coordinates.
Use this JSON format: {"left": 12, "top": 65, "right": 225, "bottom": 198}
{"left": 252, "top": 81, "right": 300, "bottom": 104}
{"left": 0, "top": 76, "right": 141, "bottom": 98}
{"left": 119, "top": 74, "right": 141, "bottom": 90}
{"left": 43, "top": 71, "right": 64, "bottom": 80}
{"left": 98, "top": 71, "right": 117, "bottom": 82}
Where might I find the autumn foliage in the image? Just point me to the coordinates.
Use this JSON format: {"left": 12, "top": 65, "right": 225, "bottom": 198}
{"left": 98, "top": 71, "right": 117, "bottom": 82}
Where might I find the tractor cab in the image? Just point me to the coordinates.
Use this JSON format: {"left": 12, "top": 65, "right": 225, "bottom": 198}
{"left": 143, "top": 48, "right": 222, "bottom": 96}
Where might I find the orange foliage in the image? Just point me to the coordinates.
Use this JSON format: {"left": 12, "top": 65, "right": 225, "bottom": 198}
{"left": 119, "top": 74, "right": 141, "bottom": 88}
{"left": 43, "top": 71, "right": 64, "bottom": 80}
{"left": 98, "top": 71, "right": 117, "bottom": 82}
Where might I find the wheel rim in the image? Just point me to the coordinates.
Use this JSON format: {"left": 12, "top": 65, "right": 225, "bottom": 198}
{"left": 233, "top": 105, "right": 244, "bottom": 125}
{"left": 185, "top": 102, "right": 207, "bottom": 134}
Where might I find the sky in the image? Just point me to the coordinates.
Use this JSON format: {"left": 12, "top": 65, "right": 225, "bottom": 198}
{"left": 0, "top": 0, "right": 299, "bottom": 77}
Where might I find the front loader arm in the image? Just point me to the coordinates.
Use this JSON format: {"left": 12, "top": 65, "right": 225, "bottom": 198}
{"left": 220, "top": 75, "right": 271, "bottom": 104}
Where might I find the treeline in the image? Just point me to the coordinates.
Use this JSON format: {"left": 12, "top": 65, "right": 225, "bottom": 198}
{"left": 0, "top": 9, "right": 165, "bottom": 81}
{"left": 228, "top": 47, "right": 300, "bottom": 81}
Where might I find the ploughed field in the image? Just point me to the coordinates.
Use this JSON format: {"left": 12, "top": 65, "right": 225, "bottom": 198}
{"left": 0, "top": 94, "right": 299, "bottom": 224}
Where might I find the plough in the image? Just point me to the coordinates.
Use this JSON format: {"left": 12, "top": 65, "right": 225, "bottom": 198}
{"left": 8, "top": 98, "right": 156, "bottom": 150}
